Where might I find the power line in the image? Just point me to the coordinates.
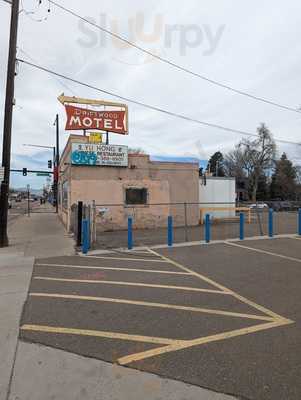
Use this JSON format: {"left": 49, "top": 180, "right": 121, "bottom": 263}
{"left": 16, "top": 58, "right": 301, "bottom": 147}
{"left": 49, "top": 0, "right": 301, "bottom": 116}
{"left": 18, "top": 48, "right": 77, "bottom": 95}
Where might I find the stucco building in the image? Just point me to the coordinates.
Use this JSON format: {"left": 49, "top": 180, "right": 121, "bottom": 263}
{"left": 58, "top": 135, "right": 200, "bottom": 231}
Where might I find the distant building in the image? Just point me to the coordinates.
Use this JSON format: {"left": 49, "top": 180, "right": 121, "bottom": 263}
{"left": 199, "top": 176, "right": 236, "bottom": 220}
{"left": 236, "top": 177, "right": 249, "bottom": 202}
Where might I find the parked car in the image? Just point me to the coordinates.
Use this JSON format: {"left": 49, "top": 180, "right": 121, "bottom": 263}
{"left": 267, "top": 200, "right": 295, "bottom": 212}
{"left": 249, "top": 203, "right": 269, "bottom": 210}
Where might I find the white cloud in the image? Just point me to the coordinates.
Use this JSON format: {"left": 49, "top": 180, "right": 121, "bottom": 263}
{"left": 1, "top": 0, "right": 301, "bottom": 188}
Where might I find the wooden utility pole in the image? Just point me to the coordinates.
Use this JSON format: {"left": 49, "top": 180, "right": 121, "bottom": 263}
{"left": 0, "top": 0, "right": 20, "bottom": 247}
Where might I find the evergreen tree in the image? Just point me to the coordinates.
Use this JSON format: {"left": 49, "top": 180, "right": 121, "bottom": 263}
{"left": 270, "top": 153, "right": 297, "bottom": 200}
{"left": 206, "top": 151, "right": 225, "bottom": 177}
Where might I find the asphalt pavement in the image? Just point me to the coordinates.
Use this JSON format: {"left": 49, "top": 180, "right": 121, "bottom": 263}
{"left": 20, "top": 237, "right": 301, "bottom": 400}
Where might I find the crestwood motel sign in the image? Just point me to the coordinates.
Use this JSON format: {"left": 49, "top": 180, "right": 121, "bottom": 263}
{"left": 58, "top": 94, "right": 129, "bottom": 135}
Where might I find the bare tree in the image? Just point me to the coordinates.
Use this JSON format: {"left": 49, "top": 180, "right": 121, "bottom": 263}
{"left": 239, "top": 123, "right": 276, "bottom": 201}
{"left": 224, "top": 123, "right": 276, "bottom": 201}
{"left": 224, "top": 147, "right": 246, "bottom": 178}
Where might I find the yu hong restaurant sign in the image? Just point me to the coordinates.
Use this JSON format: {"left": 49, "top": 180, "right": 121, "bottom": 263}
{"left": 71, "top": 143, "right": 128, "bottom": 167}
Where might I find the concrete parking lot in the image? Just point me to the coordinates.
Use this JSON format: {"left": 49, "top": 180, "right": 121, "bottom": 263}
{"left": 20, "top": 237, "right": 301, "bottom": 400}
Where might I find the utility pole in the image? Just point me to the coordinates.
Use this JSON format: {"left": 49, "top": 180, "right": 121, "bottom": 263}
{"left": 0, "top": 0, "right": 20, "bottom": 247}
{"left": 54, "top": 114, "right": 59, "bottom": 213}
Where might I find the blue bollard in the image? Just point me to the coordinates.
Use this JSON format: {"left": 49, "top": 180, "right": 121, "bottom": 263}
{"left": 268, "top": 208, "right": 274, "bottom": 238}
{"left": 205, "top": 214, "right": 211, "bottom": 243}
{"left": 298, "top": 209, "right": 301, "bottom": 236}
{"left": 128, "top": 216, "right": 133, "bottom": 250}
{"left": 82, "top": 219, "right": 89, "bottom": 254}
{"left": 239, "top": 212, "right": 245, "bottom": 240}
{"left": 168, "top": 216, "right": 173, "bottom": 247}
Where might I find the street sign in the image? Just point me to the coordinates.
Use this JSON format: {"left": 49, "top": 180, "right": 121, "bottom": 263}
{"left": 0, "top": 167, "right": 4, "bottom": 181}
{"left": 36, "top": 172, "right": 51, "bottom": 177}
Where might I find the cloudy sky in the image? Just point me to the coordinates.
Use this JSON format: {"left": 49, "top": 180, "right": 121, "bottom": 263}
{"left": 1, "top": 0, "right": 301, "bottom": 188}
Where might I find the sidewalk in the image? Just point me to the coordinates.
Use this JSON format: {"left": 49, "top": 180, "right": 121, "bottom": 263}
{"left": 0, "top": 211, "right": 75, "bottom": 400}
{"left": 0, "top": 211, "right": 236, "bottom": 400}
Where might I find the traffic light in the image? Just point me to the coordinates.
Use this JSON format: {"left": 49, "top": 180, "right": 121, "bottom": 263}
{"left": 48, "top": 160, "right": 52, "bottom": 169}
{"left": 22, "top": 168, "right": 27, "bottom": 176}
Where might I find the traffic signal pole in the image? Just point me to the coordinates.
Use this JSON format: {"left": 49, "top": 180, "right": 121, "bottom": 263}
{"left": 54, "top": 114, "right": 59, "bottom": 213}
{"left": 0, "top": 0, "right": 20, "bottom": 247}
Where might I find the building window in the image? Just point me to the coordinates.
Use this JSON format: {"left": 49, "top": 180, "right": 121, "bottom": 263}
{"left": 125, "top": 188, "right": 148, "bottom": 205}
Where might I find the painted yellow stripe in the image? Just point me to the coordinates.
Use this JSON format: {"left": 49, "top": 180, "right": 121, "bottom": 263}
{"left": 148, "top": 248, "right": 288, "bottom": 321}
{"left": 118, "top": 319, "right": 293, "bottom": 365}
{"left": 20, "top": 324, "right": 182, "bottom": 345}
{"left": 84, "top": 255, "right": 169, "bottom": 263}
{"left": 35, "top": 263, "right": 191, "bottom": 276}
{"left": 29, "top": 292, "right": 274, "bottom": 321}
{"left": 34, "top": 276, "right": 228, "bottom": 295}
{"left": 225, "top": 241, "right": 301, "bottom": 264}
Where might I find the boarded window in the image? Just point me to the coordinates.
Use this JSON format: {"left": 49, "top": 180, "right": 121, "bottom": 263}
{"left": 125, "top": 188, "right": 147, "bottom": 205}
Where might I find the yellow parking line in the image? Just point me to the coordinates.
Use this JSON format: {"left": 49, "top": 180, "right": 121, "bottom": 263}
{"left": 148, "top": 248, "right": 288, "bottom": 321}
{"left": 34, "top": 276, "right": 229, "bottom": 295}
{"left": 29, "top": 292, "right": 274, "bottom": 321}
{"left": 118, "top": 319, "right": 293, "bottom": 365}
{"left": 20, "top": 324, "right": 182, "bottom": 345}
{"left": 84, "top": 255, "right": 169, "bottom": 263}
{"left": 35, "top": 263, "right": 191, "bottom": 275}
{"left": 225, "top": 241, "right": 301, "bottom": 264}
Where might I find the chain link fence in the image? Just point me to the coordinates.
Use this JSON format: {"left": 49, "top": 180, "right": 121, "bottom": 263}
{"left": 69, "top": 200, "right": 301, "bottom": 250}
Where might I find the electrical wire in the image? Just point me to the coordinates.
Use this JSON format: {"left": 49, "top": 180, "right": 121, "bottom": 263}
{"left": 18, "top": 48, "right": 77, "bottom": 95}
{"left": 20, "top": 0, "right": 50, "bottom": 22}
{"left": 48, "top": 0, "right": 301, "bottom": 116}
{"left": 16, "top": 58, "right": 301, "bottom": 147}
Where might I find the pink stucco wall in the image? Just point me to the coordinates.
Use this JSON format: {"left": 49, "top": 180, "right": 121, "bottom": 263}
{"left": 59, "top": 135, "right": 199, "bottom": 231}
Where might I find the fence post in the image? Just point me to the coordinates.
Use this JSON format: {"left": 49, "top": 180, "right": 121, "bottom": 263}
{"left": 184, "top": 202, "right": 188, "bottom": 242}
{"left": 268, "top": 208, "right": 274, "bottom": 238}
{"left": 168, "top": 216, "right": 173, "bottom": 247}
{"left": 298, "top": 209, "right": 301, "bottom": 236}
{"left": 128, "top": 216, "right": 133, "bottom": 250}
{"left": 240, "top": 212, "right": 245, "bottom": 240}
{"left": 77, "top": 201, "right": 83, "bottom": 246}
{"left": 87, "top": 218, "right": 91, "bottom": 250}
{"left": 82, "top": 219, "right": 89, "bottom": 254}
{"left": 205, "top": 214, "right": 211, "bottom": 243}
